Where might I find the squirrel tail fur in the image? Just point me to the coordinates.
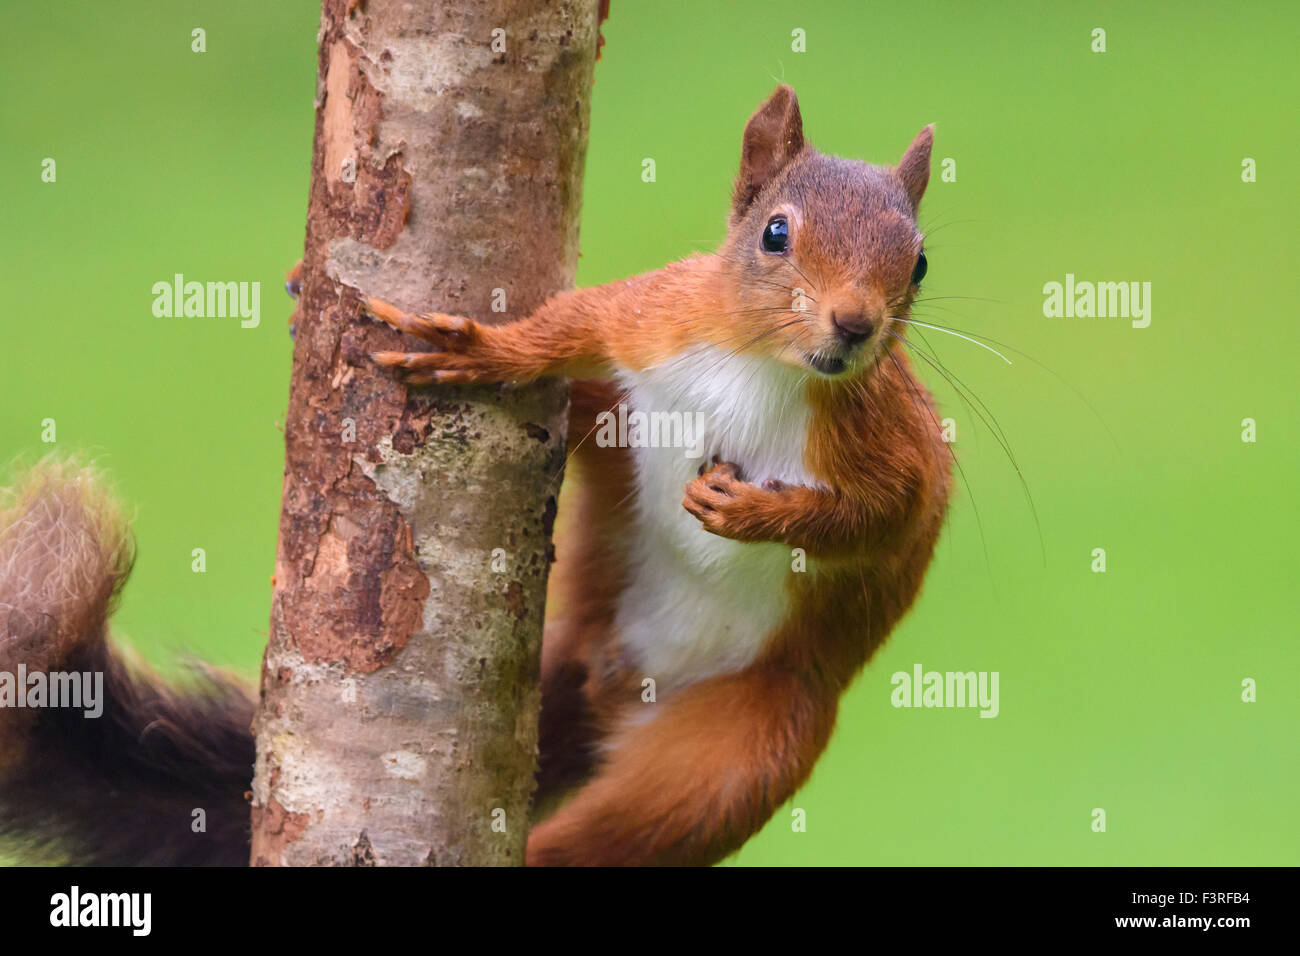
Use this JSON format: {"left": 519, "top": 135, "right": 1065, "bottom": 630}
{"left": 0, "top": 460, "right": 254, "bottom": 865}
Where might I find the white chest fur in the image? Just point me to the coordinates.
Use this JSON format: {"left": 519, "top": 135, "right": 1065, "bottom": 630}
{"left": 613, "top": 345, "right": 817, "bottom": 691}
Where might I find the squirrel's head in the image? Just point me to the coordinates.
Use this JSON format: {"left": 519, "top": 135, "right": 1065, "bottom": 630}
{"left": 719, "top": 85, "right": 932, "bottom": 380}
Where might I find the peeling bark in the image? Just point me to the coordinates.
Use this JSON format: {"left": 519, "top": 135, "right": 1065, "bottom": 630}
{"left": 250, "top": 0, "right": 599, "bottom": 866}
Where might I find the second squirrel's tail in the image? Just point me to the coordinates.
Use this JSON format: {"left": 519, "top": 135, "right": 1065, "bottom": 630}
{"left": 0, "top": 461, "right": 255, "bottom": 865}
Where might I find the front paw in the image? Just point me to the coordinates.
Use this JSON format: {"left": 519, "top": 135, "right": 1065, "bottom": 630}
{"left": 364, "top": 295, "right": 500, "bottom": 385}
{"left": 682, "top": 460, "right": 775, "bottom": 542}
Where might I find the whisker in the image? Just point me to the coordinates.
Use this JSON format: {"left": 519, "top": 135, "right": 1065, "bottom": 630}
{"left": 902, "top": 326, "right": 1012, "bottom": 453}
{"left": 883, "top": 344, "right": 996, "bottom": 595}
{"left": 653, "top": 318, "right": 811, "bottom": 419}
{"left": 784, "top": 256, "right": 820, "bottom": 294}
{"left": 914, "top": 294, "right": 1010, "bottom": 306}
{"left": 708, "top": 253, "right": 822, "bottom": 303}
{"left": 900, "top": 311, "right": 1120, "bottom": 452}
{"left": 657, "top": 316, "right": 806, "bottom": 377}
{"left": 890, "top": 331, "right": 1045, "bottom": 566}
{"left": 895, "top": 318, "right": 1012, "bottom": 364}
{"left": 907, "top": 327, "right": 989, "bottom": 460}
{"left": 661, "top": 305, "right": 814, "bottom": 328}
{"left": 917, "top": 217, "right": 983, "bottom": 238}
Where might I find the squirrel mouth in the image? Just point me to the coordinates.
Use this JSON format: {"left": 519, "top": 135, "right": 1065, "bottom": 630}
{"left": 806, "top": 352, "right": 849, "bottom": 376}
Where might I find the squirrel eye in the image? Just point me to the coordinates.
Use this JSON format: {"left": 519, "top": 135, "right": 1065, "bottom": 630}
{"left": 911, "top": 251, "right": 928, "bottom": 285}
{"left": 761, "top": 216, "right": 789, "bottom": 254}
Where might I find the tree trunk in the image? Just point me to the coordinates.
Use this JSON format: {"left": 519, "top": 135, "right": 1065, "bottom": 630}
{"left": 250, "top": 0, "right": 599, "bottom": 866}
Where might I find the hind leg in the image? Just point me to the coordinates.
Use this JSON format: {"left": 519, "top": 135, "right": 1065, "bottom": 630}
{"left": 527, "top": 665, "right": 835, "bottom": 866}
{"left": 536, "top": 379, "right": 634, "bottom": 797}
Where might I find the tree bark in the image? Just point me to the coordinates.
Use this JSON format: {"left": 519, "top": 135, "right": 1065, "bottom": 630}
{"left": 250, "top": 0, "right": 599, "bottom": 866}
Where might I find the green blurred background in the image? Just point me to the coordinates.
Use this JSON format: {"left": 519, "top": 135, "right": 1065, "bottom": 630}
{"left": 2, "top": 0, "right": 1296, "bottom": 865}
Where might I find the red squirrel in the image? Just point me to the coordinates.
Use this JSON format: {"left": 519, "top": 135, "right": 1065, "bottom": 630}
{"left": 365, "top": 85, "right": 952, "bottom": 865}
{"left": 0, "top": 86, "right": 950, "bottom": 866}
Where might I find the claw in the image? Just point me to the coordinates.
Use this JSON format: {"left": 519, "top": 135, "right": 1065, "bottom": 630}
{"left": 371, "top": 351, "right": 407, "bottom": 367}
{"left": 363, "top": 296, "right": 473, "bottom": 344}
{"left": 363, "top": 296, "right": 405, "bottom": 326}
{"left": 285, "top": 259, "right": 304, "bottom": 300}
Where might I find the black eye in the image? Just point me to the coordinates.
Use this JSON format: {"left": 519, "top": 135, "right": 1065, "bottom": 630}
{"left": 911, "top": 251, "right": 928, "bottom": 285}
{"left": 761, "top": 216, "right": 789, "bottom": 254}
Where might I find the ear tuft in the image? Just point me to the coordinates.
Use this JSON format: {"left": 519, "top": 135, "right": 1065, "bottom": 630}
{"left": 731, "top": 85, "right": 805, "bottom": 221}
{"left": 896, "top": 124, "right": 934, "bottom": 210}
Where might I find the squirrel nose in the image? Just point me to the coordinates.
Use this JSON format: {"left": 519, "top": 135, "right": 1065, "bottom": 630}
{"left": 831, "top": 310, "right": 875, "bottom": 346}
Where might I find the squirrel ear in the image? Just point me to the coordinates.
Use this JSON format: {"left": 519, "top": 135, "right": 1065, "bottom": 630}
{"left": 731, "top": 85, "right": 805, "bottom": 220}
{"left": 896, "top": 124, "right": 934, "bottom": 210}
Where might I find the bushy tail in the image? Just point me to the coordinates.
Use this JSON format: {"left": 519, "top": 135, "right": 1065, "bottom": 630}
{"left": 0, "top": 461, "right": 255, "bottom": 865}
